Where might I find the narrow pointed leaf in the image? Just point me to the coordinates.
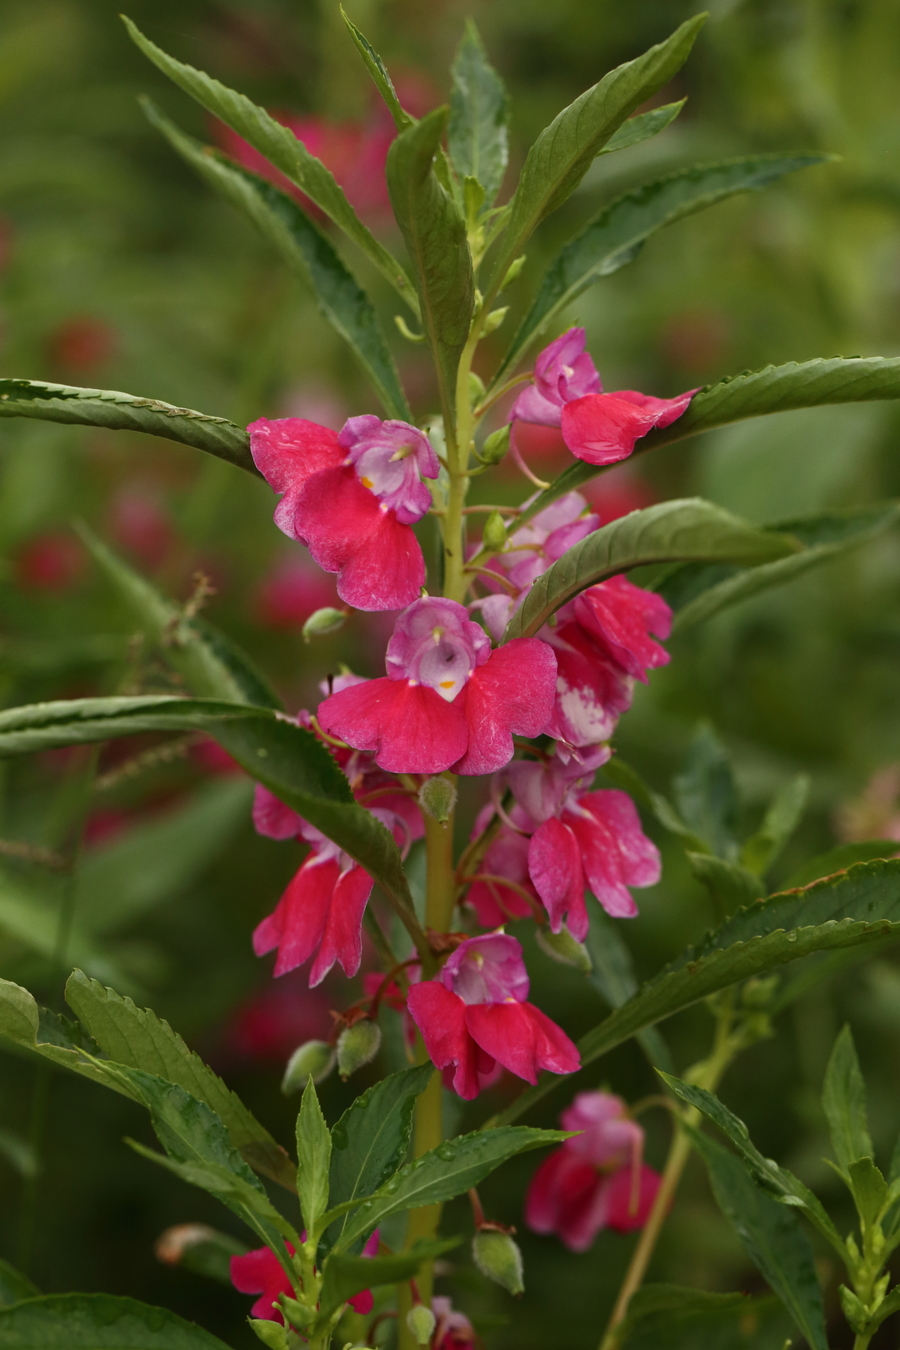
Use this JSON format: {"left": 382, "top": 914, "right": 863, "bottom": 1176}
{"left": 316, "top": 1238, "right": 460, "bottom": 1325}
{"left": 599, "top": 100, "right": 685, "bottom": 157}
{"left": 0, "top": 380, "right": 253, "bottom": 472}
{"left": 297, "top": 1078, "right": 331, "bottom": 1235}
{"left": 742, "top": 776, "right": 810, "bottom": 876}
{"left": 498, "top": 860, "right": 900, "bottom": 1124}
{"left": 822, "top": 1025, "right": 873, "bottom": 1173}
{"left": 143, "top": 101, "right": 410, "bottom": 421}
{"left": 448, "top": 21, "right": 509, "bottom": 207}
{"left": 341, "top": 9, "right": 411, "bottom": 131}
{"left": 387, "top": 108, "right": 475, "bottom": 410}
{"left": 689, "top": 1129, "right": 829, "bottom": 1350}
{"left": 687, "top": 853, "right": 765, "bottom": 911}
{"left": 0, "top": 697, "right": 422, "bottom": 943}
{"left": 497, "top": 153, "right": 823, "bottom": 382}
{"left": 64, "top": 971, "right": 296, "bottom": 1192}
{"left": 673, "top": 724, "right": 738, "bottom": 860}
{"left": 121, "top": 16, "right": 416, "bottom": 311}
{"left": 488, "top": 15, "right": 706, "bottom": 291}
{"left": 331, "top": 1126, "right": 567, "bottom": 1252}
{"left": 0, "top": 1294, "right": 234, "bottom": 1348}
{"left": 504, "top": 499, "right": 797, "bottom": 641}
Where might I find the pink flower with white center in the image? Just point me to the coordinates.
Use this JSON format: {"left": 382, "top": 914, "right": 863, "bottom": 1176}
{"left": 432, "top": 1296, "right": 477, "bottom": 1349}
{"left": 509, "top": 328, "right": 601, "bottom": 427}
{"left": 248, "top": 414, "right": 438, "bottom": 611}
{"left": 230, "top": 1232, "right": 379, "bottom": 1323}
{"left": 317, "top": 597, "right": 557, "bottom": 776}
{"left": 526, "top": 1092, "right": 661, "bottom": 1251}
{"left": 406, "top": 933, "right": 580, "bottom": 1100}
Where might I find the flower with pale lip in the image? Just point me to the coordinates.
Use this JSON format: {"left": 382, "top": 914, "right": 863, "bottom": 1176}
{"left": 248, "top": 414, "right": 438, "bottom": 611}
{"left": 406, "top": 933, "right": 580, "bottom": 1100}
{"left": 317, "top": 597, "right": 557, "bottom": 776}
{"left": 509, "top": 328, "right": 601, "bottom": 427}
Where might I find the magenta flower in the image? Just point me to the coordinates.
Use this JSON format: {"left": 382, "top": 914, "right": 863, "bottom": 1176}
{"left": 317, "top": 597, "right": 557, "bottom": 775}
{"left": 465, "top": 804, "right": 537, "bottom": 927}
{"left": 542, "top": 621, "right": 635, "bottom": 749}
{"left": 571, "top": 575, "right": 672, "bottom": 678}
{"left": 248, "top": 415, "right": 438, "bottom": 611}
{"left": 509, "top": 328, "right": 601, "bottom": 427}
{"left": 525, "top": 1092, "right": 661, "bottom": 1251}
{"left": 230, "top": 1234, "right": 379, "bottom": 1322}
{"left": 432, "top": 1296, "right": 477, "bottom": 1349}
{"left": 406, "top": 933, "right": 580, "bottom": 1100}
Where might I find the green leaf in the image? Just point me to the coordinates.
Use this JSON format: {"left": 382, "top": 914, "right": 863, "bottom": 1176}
{"left": 317, "top": 1238, "right": 459, "bottom": 1325}
{"left": 599, "top": 101, "right": 685, "bottom": 157}
{"left": 166, "top": 1229, "right": 248, "bottom": 1285}
{"left": 496, "top": 153, "right": 823, "bottom": 383}
{"left": 784, "top": 841, "right": 900, "bottom": 890}
{"left": 504, "top": 499, "right": 796, "bottom": 641}
{"left": 0, "top": 1128, "right": 37, "bottom": 1178}
{"left": 77, "top": 520, "right": 280, "bottom": 708}
{"left": 583, "top": 899, "right": 673, "bottom": 1073}
{"left": 689, "top": 1128, "right": 828, "bottom": 1350}
{"left": 448, "top": 21, "right": 509, "bottom": 208}
{"left": 297, "top": 1078, "right": 331, "bottom": 1237}
{"left": 668, "top": 503, "right": 900, "bottom": 633}
{"left": 847, "top": 1157, "right": 888, "bottom": 1236}
{"left": 331, "top": 1126, "right": 567, "bottom": 1252}
{"left": 0, "top": 975, "right": 122, "bottom": 1093}
{"left": 0, "top": 380, "right": 253, "bottom": 474}
{"left": 498, "top": 860, "right": 900, "bottom": 1124}
{"left": 386, "top": 108, "right": 475, "bottom": 410}
{"left": 325, "top": 1064, "right": 434, "bottom": 1251}
{"left": 599, "top": 757, "right": 708, "bottom": 853}
{"left": 673, "top": 725, "right": 739, "bottom": 860}
{"left": 534, "top": 356, "right": 900, "bottom": 515}
{"left": 741, "top": 777, "right": 810, "bottom": 876}
{"left": 661, "top": 1075, "right": 845, "bottom": 1255}
{"left": 340, "top": 8, "right": 412, "bottom": 131}
{"left": 686, "top": 854, "right": 766, "bottom": 912}
{"left": 121, "top": 16, "right": 416, "bottom": 312}
{"left": 488, "top": 16, "right": 706, "bottom": 292}
{"left": 822, "top": 1025, "right": 873, "bottom": 1174}
{"left": 0, "top": 697, "right": 421, "bottom": 947}
{"left": 142, "top": 101, "right": 410, "bottom": 422}
{"left": 614, "top": 1284, "right": 790, "bottom": 1350}
{"left": 0, "top": 1294, "right": 234, "bottom": 1347}
{"left": 0, "top": 872, "right": 126, "bottom": 984}
{"left": 0, "top": 1261, "right": 38, "bottom": 1309}
{"left": 63, "top": 971, "right": 295, "bottom": 1192}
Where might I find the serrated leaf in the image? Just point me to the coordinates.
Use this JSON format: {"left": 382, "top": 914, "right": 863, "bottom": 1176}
{"left": 316, "top": 1238, "right": 459, "bottom": 1326}
{"left": 142, "top": 100, "right": 410, "bottom": 421}
{"left": 448, "top": 21, "right": 509, "bottom": 208}
{"left": 330, "top": 1126, "right": 567, "bottom": 1252}
{"left": 614, "top": 1283, "right": 790, "bottom": 1350}
{"left": 0, "top": 380, "right": 253, "bottom": 473}
{"left": 387, "top": 108, "right": 475, "bottom": 413}
{"left": 297, "top": 1078, "right": 331, "bottom": 1236}
{"left": 499, "top": 860, "right": 900, "bottom": 1124}
{"left": 784, "top": 841, "right": 900, "bottom": 890}
{"left": 496, "top": 153, "right": 823, "bottom": 384}
{"left": 0, "top": 1259, "right": 38, "bottom": 1308}
{"left": 0, "top": 1293, "right": 233, "bottom": 1347}
{"left": 0, "top": 976, "right": 118, "bottom": 1093}
{"left": 488, "top": 16, "right": 705, "bottom": 292}
{"left": 689, "top": 1129, "right": 828, "bottom": 1350}
{"left": 661, "top": 1075, "right": 844, "bottom": 1255}
{"left": 63, "top": 971, "right": 295, "bottom": 1192}
{"left": 122, "top": 16, "right": 416, "bottom": 312}
{"left": 325, "top": 1063, "right": 434, "bottom": 1252}
{"left": 504, "top": 499, "right": 796, "bottom": 641}
{"left": 742, "top": 777, "right": 810, "bottom": 876}
{"left": 673, "top": 725, "right": 739, "bottom": 860}
{"left": 822, "top": 1025, "right": 873, "bottom": 1174}
{"left": 533, "top": 356, "right": 900, "bottom": 515}
{"left": 0, "top": 696, "right": 421, "bottom": 946}
{"left": 341, "top": 9, "right": 411, "bottom": 131}
{"left": 584, "top": 898, "right": 672, "bottom": 1073}
{"left": 77, "top": 518, "right": 281, "bottom": 709}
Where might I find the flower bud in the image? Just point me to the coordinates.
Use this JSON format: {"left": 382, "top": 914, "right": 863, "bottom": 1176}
{"left": 281, "top": 1040, "right": 335, "bottom": 1095}
{"left": 248, "top": 1319, "right": 291, "bottom": 1350}
{"left": 500, "top": 254, "right": 526, "bottom": 290}
{"left": 536, "top": 924, "right": 592, "bottom": 974}
{"left": 482, "top": 511, "right": 508, "bottom": 553}
{"left": 302, "top": 607, "right": 346, "bottom": 642}
{"left": 479, "top": 425, "right": 510, "bottom": 465}
{"left": 336, "top": 1019, "right": 382, "bottom": 1079}
{"left": 472, "top": 1229, "right": 524, "bottom": 1296}
{"left": 419, "top": 775, "right": 457, "bottom": 824}
{"left": 468, "top": 371, "right": 486, "bottom": 404}
{"left": 406, "top": 1304, "right": 437, "bottom": 1345}
{"left": 482, "top": 305, "right": 508, "bottom": 335}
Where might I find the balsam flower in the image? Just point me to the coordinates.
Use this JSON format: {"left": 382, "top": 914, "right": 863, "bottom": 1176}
{"left": 526, "top": 1093, "right": 661, "bottom": 1251}
{"left": 249, "top": 414, "right": 439, "bottom": 611}
{"left": 406, "top": 933, "right": 580, "bottom": 1100}
{"left": 317, "top": 597, "right": 557, "bottom": 775}
{"left": 509, "top": 328, "right": 601, "bottom": 427}
{"left": 230, "top": 1233, "right": 379, "bottom": 1322}
{"left": 432, "top": 1296, "right": 477, "bottom": 1349}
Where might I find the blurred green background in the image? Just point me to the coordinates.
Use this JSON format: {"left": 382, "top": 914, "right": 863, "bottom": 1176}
{"left": 3, "top": 0, "right": 900, "bottom": 1346}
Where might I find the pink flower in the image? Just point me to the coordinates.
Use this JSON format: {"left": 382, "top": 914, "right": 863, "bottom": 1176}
{"left": 248, "top": 415, "right": 439, "bottom": 612}
{"left": 254, "top": 555, "right": 338, "bottom": 629}
{"left": 465, "top": 804, "right": 537, "bottom": 927}
{"left": 230, "top": 1234, "right": 378, "bottom": 1322}
{"left": 406, "top": 934, "right": 580, "bottom": 1100}
{"left": 108, "top": 484, "right": 173, "bottom": 568}
{"left": 317, "top": 597, "right": 557, "bottom": 776}
{"left": 509, "top": 328, "right": 601, "bottom": 427}
{"left": 525, "top": 1092, "right": 661, "bottom": 1251}
{"left": 572, "top": 575, "right": 672, "bottom": 679}
{"left": 14, "top": 532, "right": 84, "bottom": 592}
{"left": 432, "top": 1296, "right": 477, "bottom": 1349}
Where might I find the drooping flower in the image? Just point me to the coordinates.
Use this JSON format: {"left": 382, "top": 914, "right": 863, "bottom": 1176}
{"left": 525, "top": 1092, "right": 661, "bottom": 1251}
{"left": 509, "top": 328, "right": 601, "bottom": 427}
{"left": 248, "top": 414, "right": 439, "bottom": 611}
{"left": 230, "top": 1233, "right": 379, "bottom": 1322}
{"left": 406, "top": 933, "right": 580, "bottom": 1100}
{"left": 570, "top": 575, "right": 672, "bottom": 680}
{"left": 317, "top": 597, "right": 557, "bottom": 776}
{"left": 432, "top": 1296, "right": 477, "bottom": 1349}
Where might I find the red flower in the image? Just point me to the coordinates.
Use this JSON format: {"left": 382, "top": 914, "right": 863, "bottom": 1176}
{"left": 432, "top": 1296, "right": 477, "bottom": 1349}
{"left": 14, "top": 532, "right": 83, "bottom": 592}
{"left": 230, "top": 1234, "right": 378, "bottom": 1322}
{"left": 407, "top": 934, "right": 579, "bottom": 1100}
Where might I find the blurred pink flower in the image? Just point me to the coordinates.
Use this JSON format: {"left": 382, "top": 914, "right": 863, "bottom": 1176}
{"left": 108, "top": 485, "right": 174, "bottom": 568}
{"left": 432, "top": 1296, "right": 477, "bottom": 1349}
{"left": 48, "top": 316, "right": 116, "bottom": 373}
{"left": 14, "top": 532, "right": 84, "bottom": 592}
{"left": 254, "top": 555, "right": 337, "bottom": 629}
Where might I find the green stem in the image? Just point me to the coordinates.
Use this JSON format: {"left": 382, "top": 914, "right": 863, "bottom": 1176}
{"left": 853, "top": 1335, "right": 874, "bottom": 1350}
{"left": 423, "top": 807, "right": 457, "bottom": 937}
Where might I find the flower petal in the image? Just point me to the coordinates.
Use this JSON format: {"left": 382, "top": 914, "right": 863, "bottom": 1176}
{"left": 560, "top": 394, "right": 659, "bottom": 465}
{"left": 580, "top": 790, "right": 661, "bottom": 888}
{"left": 543, "top": 623, "right": 633, "bottom": 747}
{"left": 252, "top": 783, "right": 303, "bottom": 840}
{"left": 308, "top": 863, "right": 373, "bottom": 986}
{"left": 253, "top": 857, "right": 335, "bottom": 976}
{"left": 604, "top": 1163, "right": 662, "bottom": 1233}
{"left": 248, "top": 418, "right": 344, "bottom": 540}
{"left": 334, "top": 509, "right": 426, "bottom": 611}
{"left": 452, "top": 638, "right": 557, "bottom": 776}
{"left": 407, "top": 981, "right": 481, "bottom": 1100}
{"left": 465, "top": 1000, "right": 579, "bottom": 1086}
{"left": 528, "top": 817, "right": 587, "bottom": 938}
{"left": 573, "top": 576, "right": 671, "bottom": 681}
{"left": 319, "top": 677, "right": 469, "bottom": 775}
